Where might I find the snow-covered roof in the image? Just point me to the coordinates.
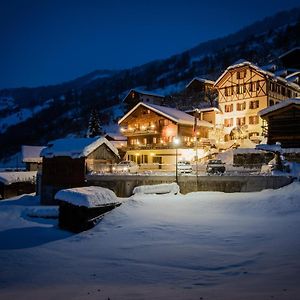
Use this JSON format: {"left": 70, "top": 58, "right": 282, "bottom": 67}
{"left": 22, "top": 145, "right": 46, "bottom": 163}
{"left": 185, "top": 107, "right": 221, "bottom": 114}
{"left": 41, "top": 137, "right": 119, "bottom": 158}
{"left": 118, "top": 102, "right": 214, "bottom": 128}
{"left": 214, "top": 60, "right": 300, "bottom": 91}
{"left": 105, "top": 133, "right": 127, "bottom": 141}
{"left": 122, "top": 89, "right": 164, "bottom": 103}
{"left": 0, "top": 171, "right": 36, "bottom": 185}
{"left": 186, "top": 77, "right": 215, "bottom": 88}
{"left": 258, "top": 98, "right": 300, "bottom": 117}
{"left": 55, "top": 186, "right": 120, "bottom": 208}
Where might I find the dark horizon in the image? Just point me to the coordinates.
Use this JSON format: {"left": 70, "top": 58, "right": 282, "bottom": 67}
{"left": 1, "top": 0, "right": 300, "bottom": 89}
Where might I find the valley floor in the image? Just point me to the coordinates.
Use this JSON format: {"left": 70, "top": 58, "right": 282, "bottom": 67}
{"left": 0, "top": 183, "right": 300, "bottom": 299}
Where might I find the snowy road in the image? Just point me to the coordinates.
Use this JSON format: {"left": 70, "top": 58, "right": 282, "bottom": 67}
{"left": 0, "top": 183, "right": 300, "bottom": 299}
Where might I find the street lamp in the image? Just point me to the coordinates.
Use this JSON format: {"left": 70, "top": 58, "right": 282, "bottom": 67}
{"left": 173, "top": 137, "right": 180, "bottom": 183}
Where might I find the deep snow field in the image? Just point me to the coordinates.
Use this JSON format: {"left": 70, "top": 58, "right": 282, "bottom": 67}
{"left": 1, "top": 183, "right": 300, "bottom": 300}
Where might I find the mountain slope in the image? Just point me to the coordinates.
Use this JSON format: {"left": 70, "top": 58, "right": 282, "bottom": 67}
{"left": 0, "top": 7, "right": 300, "bottom": 160}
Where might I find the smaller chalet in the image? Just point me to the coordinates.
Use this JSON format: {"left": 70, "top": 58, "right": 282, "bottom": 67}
{"left": 22, "top": 145, "right": 46, "bottom": 171}
{"left": 122, "top": 89, "right": 165, "bottom": 111}
{"left": 0, "top": 171, "right": 36, "bottom": 199}
{"left": 40, "top": 137, "right": 119, "bottom": 205}
{"left": 259, "top": 98, "right": 300, "bottom": 148}
{"left": 185, "top": 77, "right": 215, "bottom": 93}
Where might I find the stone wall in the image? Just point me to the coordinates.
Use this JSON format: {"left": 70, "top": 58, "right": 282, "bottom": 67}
{"left": 86, "top": 174, "right": 293, "bottom": 197}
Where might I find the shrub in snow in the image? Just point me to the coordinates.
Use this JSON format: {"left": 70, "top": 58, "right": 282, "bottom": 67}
{"left": 55, "top": 186, "right": 118, "bottom": 208}
{"left": 133, "top": 183, "right": 180, "bottom": 195}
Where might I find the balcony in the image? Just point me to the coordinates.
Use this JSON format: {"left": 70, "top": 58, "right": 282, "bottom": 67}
{"left": 120, "top": 125, "right": 161, "bottom": 136}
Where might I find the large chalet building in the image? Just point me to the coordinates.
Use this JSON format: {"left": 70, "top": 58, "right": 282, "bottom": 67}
{"left": 118, "top": 102, "right": 213, "bottom": 169}
{"left": 214, "top": 60, "right": 300, "bottom": 143}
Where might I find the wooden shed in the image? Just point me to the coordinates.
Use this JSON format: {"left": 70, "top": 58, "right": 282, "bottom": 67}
{"left": 0, "top": 171, "right": 36, "bottom": 200}
{"left": 259, "top": 98, "right": 300, "bottom": 148}
{"left": 40, "top": 137, "right": 119, "bottom": 205}
{"left": 22, "top": 145, "right": 46, "bottom": 171}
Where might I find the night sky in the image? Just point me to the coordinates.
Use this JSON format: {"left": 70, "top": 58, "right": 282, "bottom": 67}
{"left": 1, "top": 0, "right": 299, "bottom": 89}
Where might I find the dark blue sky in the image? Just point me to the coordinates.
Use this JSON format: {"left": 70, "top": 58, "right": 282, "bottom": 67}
{"left": 1, "top": 0, "right": 299, "bottom": 89}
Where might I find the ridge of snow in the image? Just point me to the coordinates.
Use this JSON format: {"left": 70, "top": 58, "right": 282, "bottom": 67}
{"left": 0, "top": 171, "right": 36, "bottom": 185}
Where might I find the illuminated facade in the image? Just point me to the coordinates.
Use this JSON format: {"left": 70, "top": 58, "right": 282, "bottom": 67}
{"left": 118, "top": 102, "right": 213, "bottom": 169}
{"left": 214, "top": 60, "right": 300, "bottom": 143}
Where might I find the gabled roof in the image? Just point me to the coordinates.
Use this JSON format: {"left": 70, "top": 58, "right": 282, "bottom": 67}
{"left": 214, "top": 60, "right": 300, "bottom": 91}
{"left": 22, "top": 145, "right": 46, "bottom": 163}
{"left": 41, "top": 137, "right": 119, "bottom": 158}
{"left": 122, "top": 88, "right": 164, "bottom": 103}
{"left": 118, "top": 102, "right": 213, "bottom": 128}
{"left": 258, "top": 98, "right": 300, "bottom": 117}
{"left": 186, "top": 77, "right": 215, "bottom": 88}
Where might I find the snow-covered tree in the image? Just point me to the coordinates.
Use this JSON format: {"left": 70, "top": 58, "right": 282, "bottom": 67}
{"left": 86, "top": 108, "right": 104, "bottom": 137}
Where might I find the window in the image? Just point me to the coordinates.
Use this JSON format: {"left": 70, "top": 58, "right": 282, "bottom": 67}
{"left": 153, "top": 137, "right": 157, "bottom": 144}
{"left": 256, "top": 82, "right": 260, "bottom": 91}
{"left": 281, "top": 87, "right": 286, "bottom": 96}
{"left": 225, "top": 104, "right": 233, "bottom": 112}
{"left": 225, "top": 87, "right": 228, "bottom": 96}
{"left": 236, "top": 117, "right": 246, "bottom": 126}
{"left": 270, "top": 82, "right": 275, "bottom": 92}
{"left": 269, "top": 100, "right": 274, "bottom": 106}
{"left": 287, "top": 89, "right": 291, "bottom": 98}
{"left": 143, "top": 138, "right": 147, "bottom": 145}
{"left": 142, "top": 155, "right": 148, "bottom": 164}
{"left": 237, "top": 70, "right": 246, "bottom": 79}
{"left": 249, "top": 116, "right": 259, "bottom": 124}
{"left": 236, "top": 102, "right": 246, "bottom": 111}
{"left": 249, "top": 100, "right": 259, "bottom": 109}
{"left": 224, "top": 118, "right": 233, "bottom": 127}
{"left": 236, "top": 84, "right": 244, "bottom": 94}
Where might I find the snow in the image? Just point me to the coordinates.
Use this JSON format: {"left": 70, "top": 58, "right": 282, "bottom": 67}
{"left": 133, "top": 183, "right": 180, "bottom": 195}
{"left": 259, "top": 98, "right": 300, "bottom": 116}
{"left": 256, "top": 143, "right": 282, "bottom": 153}
{"left": 55, "top": 186, "right": 119, "bottom": 207}
{"left": 0, "top": 183, "right": 300, "bottom": 299}
{"left": 22, "top": 145, "right": 46, "bottom": 163}
{"left": 0, "top": 171, "right": 36, "bottom": 185}
{"left": 41, "top": 137, "right": 119, "bottom": 158}
{"left": 24, "top": 206, "right": 58, "bottom": 218}
{"left": 150, "top": 81, "right": 186, "bottom": 96}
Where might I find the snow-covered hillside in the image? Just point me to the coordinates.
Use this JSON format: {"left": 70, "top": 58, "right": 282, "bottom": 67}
{"left": 0, "top": 182, "right": 299, "bottom": 299}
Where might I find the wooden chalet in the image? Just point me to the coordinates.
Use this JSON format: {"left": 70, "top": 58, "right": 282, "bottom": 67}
{"left": 259, "top": 98, "right": 300, "bottom": 148}
{"left": 22, "top": 145, "right": 46, "bottom": 171}
{"left": 118, "top": 102, "right": 213, "bottom": 169}
{"left": 40, "top": 137, "right": 119, "bottom": 205}
{"left": 214, "top": 60, "right": 300, "bottom": 143}
{"left": 122, "top": 89, "right": 165, "bottom": 111}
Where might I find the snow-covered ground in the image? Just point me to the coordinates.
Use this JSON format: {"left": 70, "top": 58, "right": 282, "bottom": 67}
{"left": 0, "top": 183, "right": 300, "bottom": 299}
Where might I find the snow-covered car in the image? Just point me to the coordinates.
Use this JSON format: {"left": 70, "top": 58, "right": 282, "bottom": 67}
{"left": 206, "top": 159, "right": 225, "bottom": 175}
{"left": 177, "top": 161, "right": 193, "bottom": 173}
{"left": 113, "top": 161, "right": 139, "bottom": 174}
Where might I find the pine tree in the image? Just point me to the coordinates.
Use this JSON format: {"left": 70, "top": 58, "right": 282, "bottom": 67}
{"left": 87, "top": 108, "right": 103, "bottom": 137}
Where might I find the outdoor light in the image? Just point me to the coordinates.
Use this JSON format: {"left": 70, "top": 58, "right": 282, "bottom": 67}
{"left": 174, "top": 137, "right": 180, "bottom": 183}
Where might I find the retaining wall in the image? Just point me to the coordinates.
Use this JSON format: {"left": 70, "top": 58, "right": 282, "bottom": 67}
{"left": 86, "top": 174, "right": 293, "bottom": 197}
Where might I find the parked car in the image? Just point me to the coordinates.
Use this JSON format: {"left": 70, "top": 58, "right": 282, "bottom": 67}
{"left": 206, "top": 159, "right": 225, "bottom": 175}
{"left": 113, "top": 161, "right": 139, "bottom": 173}
{"left": 177, "top": 161, "right": 193, "bottom": 173}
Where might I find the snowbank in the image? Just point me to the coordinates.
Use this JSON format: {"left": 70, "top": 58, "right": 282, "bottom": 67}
{"left": 0, "top": 171, "right": 36, "bottom": 185}
{"left": 133, "top": 182, "right": 180, "bottom": 195}
{"left": 55, "top": 186, "right": 119, "bottom": 207}
{"left": 24, "top": 206, "right": 58, "bottom": 218}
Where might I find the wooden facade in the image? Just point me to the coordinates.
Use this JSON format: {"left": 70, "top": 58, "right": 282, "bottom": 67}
{"left": 214, "top": 61, "right": 300, "bottom": 143}
{"left": 41, "top": 143, "right": 119, "bottom": 205}
{"left": 118, "top": 102, "right": 213, "bottom": 169}
{"left": 259, "top": 100, "right": 300, "bottom": 148}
